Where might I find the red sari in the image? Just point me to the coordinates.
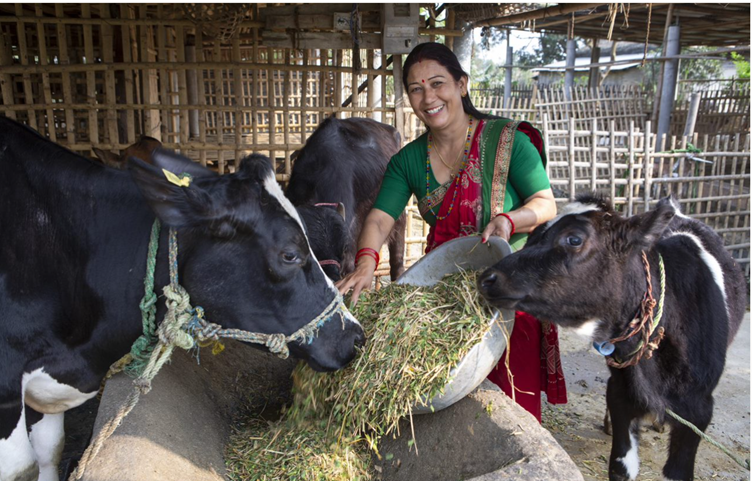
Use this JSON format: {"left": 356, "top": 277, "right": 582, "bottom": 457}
{"left": 423, "top": 119, "right": 567, "bottom": 422}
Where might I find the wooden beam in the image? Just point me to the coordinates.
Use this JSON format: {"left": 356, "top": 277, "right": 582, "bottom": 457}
{"left": 474, "top": 3, "right": 604, "bottom": 28}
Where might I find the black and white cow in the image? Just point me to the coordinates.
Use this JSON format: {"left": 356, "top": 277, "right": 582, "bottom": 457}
{"left": 286, "top": 116, "right": 407, "bottom": 280}
{"left": 478, "top": 194, "right": 746, "bottom": 481}
{"left": 0, "top": 117, "right": 364, "bottom": 481}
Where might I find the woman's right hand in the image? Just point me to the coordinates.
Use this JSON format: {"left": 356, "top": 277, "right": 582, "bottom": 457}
{"left": 335, "top": 257, "right": 377, "bottom": 306}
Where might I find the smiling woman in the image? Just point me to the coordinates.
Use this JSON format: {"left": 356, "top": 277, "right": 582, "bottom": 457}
{"left": 335, "top": 41, "right": 566, "bottom": 423}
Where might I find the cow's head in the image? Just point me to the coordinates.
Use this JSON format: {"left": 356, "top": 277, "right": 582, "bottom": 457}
{"left": 296, "top": 204, "right": 349, "bottom": 281}
{"left": 478, "top": 194, "right": 676, "bottom": 340}
{"left": 128, "top": 149, "right": 364, "bottom": 371}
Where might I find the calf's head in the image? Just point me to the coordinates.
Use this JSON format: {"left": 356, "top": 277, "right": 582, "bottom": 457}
{"left": 296, "top": 204, "right": 349, "bottom": 281}
{"left": 478, "top": 194, "right": 676, "bottom": 338}
{"left": 129, "top": 149, "right": 364, "bottom": 371}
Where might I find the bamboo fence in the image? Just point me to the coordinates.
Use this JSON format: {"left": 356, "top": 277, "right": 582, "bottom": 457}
{"left": 0, "top": 5, "right": 394, "bottom": 179}
{"left": 0, "top": 5, "right": 748, "bottom": 278}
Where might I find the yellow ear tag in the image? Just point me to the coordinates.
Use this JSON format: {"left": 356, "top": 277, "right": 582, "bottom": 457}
{"left": 162, "top": 169, "right": 192, "bottom": 187}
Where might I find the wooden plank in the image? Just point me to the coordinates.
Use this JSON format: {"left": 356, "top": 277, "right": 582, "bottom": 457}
{"left": 140, "top": 5, "right": 160, "bottom": 139}
{"left": 301, "top": 49, "right": 309, "bottom": 143}
{"left": 157, "top": 6, "right": 170, "bottom": 140}
{"left": 283, "top": 48, "right": 291, "bottom": 179}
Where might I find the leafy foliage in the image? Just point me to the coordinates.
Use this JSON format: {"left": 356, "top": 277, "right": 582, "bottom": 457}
{"left": 731, "top": 52, "right": 750, "bottom": 79}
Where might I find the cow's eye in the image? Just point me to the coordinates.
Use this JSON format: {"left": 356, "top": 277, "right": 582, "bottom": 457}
{"left": 282, "top": 251, "right": 299, "bottom": 264}
{"left": 566, "top": 235, "right": 583, "bottom": 247}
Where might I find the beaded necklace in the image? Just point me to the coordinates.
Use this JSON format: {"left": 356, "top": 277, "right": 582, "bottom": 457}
{"left": 426, "top": 115, "right": 474, "bottom": 221}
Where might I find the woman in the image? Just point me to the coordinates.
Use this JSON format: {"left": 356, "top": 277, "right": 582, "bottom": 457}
{"left": 335, "top": 42, "right": 566, "bottom": 422}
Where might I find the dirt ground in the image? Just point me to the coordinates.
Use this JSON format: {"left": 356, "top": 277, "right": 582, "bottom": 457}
{"left": 542, "top": 313, "right": 750, "bottom": 481}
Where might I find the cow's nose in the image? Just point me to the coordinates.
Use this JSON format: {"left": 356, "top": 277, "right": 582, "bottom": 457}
{"left": 478, "top": 271, "right": 498, "bottom": 292}
{"left": 354, "top": 329, "right": 366, "bottom": 348}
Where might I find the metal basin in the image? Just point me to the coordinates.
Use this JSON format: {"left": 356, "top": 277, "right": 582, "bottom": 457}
{"left": 395, "top": 236, "right": 515, "bottom": 414}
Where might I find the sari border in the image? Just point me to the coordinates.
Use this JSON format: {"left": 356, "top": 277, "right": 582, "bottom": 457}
{"left": 491, "top": 120, "right": 521, "bottom": 217}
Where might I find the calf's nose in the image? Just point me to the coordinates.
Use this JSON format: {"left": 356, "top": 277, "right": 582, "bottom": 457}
{"left": 478, "top": 270, "right": 498, "bottom": 294}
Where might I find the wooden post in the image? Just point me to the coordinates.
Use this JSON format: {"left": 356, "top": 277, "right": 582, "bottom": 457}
{"left": 301, "top": 49, "right": 309, "bottom": 142}
{"left": 683, "top": 92, "right": 702, "bottom": 138}
{"left": 564, "top": 38, "right": 576, "bottom": 101}
{"left": 588, "top": 38, "right": 601, "bottom": 90}
{"left": 656, "top": 25, "right": 681, "bottom": 150}
{"left": 81, "top": 5, "right": 98, "bottom": 145}
{"left": 568, "top": 117, "right": 576, "bottom": 200}
{"left": 504, "top": 41, "right": 513, "bottom": 110}
{"left": 446, "top": 9, "right": 456, "bottom": 51}
{"left": 393, "top": 54, "right": 406, "bottom": 143}
{"left": 644, "top": 120, "right": 653, "bottom": 210}
{"left": 367, "top": 50, "right": 375, "bottom": 120}
{"left": 196, "top": 29, "right": 208, "bottom": 167}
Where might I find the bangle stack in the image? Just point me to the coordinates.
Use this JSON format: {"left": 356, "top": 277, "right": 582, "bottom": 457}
{"left": 495, "top": 213, "right": 516, "bottom": 236}
{"left": 355, "top": 248, "right": 380, "bottom": 270}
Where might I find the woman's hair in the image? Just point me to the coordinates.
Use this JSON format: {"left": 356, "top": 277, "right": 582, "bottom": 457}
{"left": 402, "top": 42, "right": 495, "bottom": 120}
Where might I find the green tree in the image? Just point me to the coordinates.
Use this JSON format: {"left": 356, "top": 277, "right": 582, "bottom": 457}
{"left": 679, "top": 46, "right": 723, "bottom": 81}
{"left": 731, "top": 52, "right": 750, "bottom": 79}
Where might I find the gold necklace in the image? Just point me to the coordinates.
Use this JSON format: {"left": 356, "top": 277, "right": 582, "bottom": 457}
{"left": 432, "top": 135, "right": 465, "bottom": 173}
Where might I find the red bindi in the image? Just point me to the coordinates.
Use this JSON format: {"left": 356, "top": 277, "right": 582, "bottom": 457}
{"left": 422, "top": 79, "right": 425, "bottom": 83}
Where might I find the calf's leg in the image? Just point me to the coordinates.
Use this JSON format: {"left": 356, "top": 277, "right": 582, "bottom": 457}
{"left": 607, "top": 377, "right": 643, "bottom": 481}
{"left": 388, "top": 213, "right": 406, "bottom": 281}
{"left": 28, "top": 411, "right": 65, "bottom": 481}
{"left": 0, "top": 399, "right": 38, "bottom": 481}
{"left": 662, "top": 396, "right": 713, "bottom": 481}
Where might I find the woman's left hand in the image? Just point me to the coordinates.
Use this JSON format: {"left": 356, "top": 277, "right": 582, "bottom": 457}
{"left": 481, "top": 214, "right": 513, "bottom": 242}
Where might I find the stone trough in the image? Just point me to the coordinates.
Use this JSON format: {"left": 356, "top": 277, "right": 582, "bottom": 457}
{"left": 77, "top": 343, "right": 582, "bottom": 481}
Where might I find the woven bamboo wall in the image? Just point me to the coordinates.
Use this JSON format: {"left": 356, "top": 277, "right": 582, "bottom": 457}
{"left": 0, "top": 4, "right": 395, "bottom": 179}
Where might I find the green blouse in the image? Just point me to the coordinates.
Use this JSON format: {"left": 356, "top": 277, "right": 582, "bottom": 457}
{"left": 373, "top": 121, "right": 550, "bottom": 249}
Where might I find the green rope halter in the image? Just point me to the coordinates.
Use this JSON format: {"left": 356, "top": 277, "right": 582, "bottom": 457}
{"left": 126, "top": 215, "right": 349, "bottom": 378}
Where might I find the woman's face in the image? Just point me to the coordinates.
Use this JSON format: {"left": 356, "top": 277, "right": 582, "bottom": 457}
{"left": 405, "top": 59, "right": 467, "bottom": 132}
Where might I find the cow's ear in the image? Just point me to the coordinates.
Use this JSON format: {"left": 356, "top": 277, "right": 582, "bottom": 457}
{"left": 148, "top": 148, "right": 218, "bottom": 179}
{"left": 627, "top": 198, "right": 676, "bottom": 250}
{"left": 92, "top": 147, "right": 123, "bottom": 169}
{"left": 128, "top": 156, "right": 216, "bottom": 228}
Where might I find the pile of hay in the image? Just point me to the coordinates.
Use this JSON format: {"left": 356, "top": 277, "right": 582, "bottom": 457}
{"left": 226, "top": 270, "right": 506, "bottom": 481}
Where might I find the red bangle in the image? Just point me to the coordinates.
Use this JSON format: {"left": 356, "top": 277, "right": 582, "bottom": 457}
{"left": 356, "top": 248, "right": 380, "bottom": 269}
{"left": 496, "top": 213, "right": 516, "bottom": 236}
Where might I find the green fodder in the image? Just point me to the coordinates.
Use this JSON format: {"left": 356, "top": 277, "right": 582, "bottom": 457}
{"left": 226, "top": 270, "right": 502, "bottom": 481}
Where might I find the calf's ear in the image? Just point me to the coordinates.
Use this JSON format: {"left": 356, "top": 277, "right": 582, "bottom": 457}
{"left": 128, "top": 156, "right": 217, "bottom": 229}
{"left": 92, "top": 147, "right": 123, "bottom": 169}
{"left": 148, "top": 148, "right": 218, "bottom": 179}
{"left": 626, "top": 199, "right": 675, "bottom": 250}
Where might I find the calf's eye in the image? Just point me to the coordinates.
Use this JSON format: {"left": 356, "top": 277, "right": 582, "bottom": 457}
{"left": 282, "top": 252, "right": 299, "bottom": 263}
{"left": 566, "top": 235, "right": 583, "bottom": 247}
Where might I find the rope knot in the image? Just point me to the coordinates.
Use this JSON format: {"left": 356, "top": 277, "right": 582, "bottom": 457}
{"left": 265, "top": 333, "right": 290, "bottom": 359}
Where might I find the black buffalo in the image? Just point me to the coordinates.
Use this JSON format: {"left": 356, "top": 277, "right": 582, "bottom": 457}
{"left": 479, "top": 194, "right": 745, "bottom": 481}
{"left": 286, "top": 117, "right": 406, "bottom": 280}
{"left": 0, "top": 117, "right": 364, "bottom": 481}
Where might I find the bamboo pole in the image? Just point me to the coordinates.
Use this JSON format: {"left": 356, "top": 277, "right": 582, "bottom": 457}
{"left": 15, "top": 5, "right": 37, "bottom": 131}
{"left": 175, "top": 26, "right": 190, "bottom": 145}
{"left": 233, "top": 34, "right": 243, "bottom": 171}
{"left": 283, "top": 48, "right": 291, "bottom": 178}
{"left": 212, "top": 38, "right": 225, "bottom": 173}
{"left": 55, "top": 4, "right": 75, "bottom": 143}
{"left": 35, "top": 5, "right": 56, "bottom": 141}
{"left": 156, "top": 6, "right": 170, "bottom": 140}
{"left": 101, "top": 4, "right": 118, "bottom": 147}
{"left": 196, "top": 29, "right": 207, "bottom": 167}
{"left": 120, "top": 5, "right": 136, "bottom": 143}
{"left": 0, "top": 22, "right": 17, "bottom": 120}
{"left": 81, "top": 4, "right": 98, "bottom": 145}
